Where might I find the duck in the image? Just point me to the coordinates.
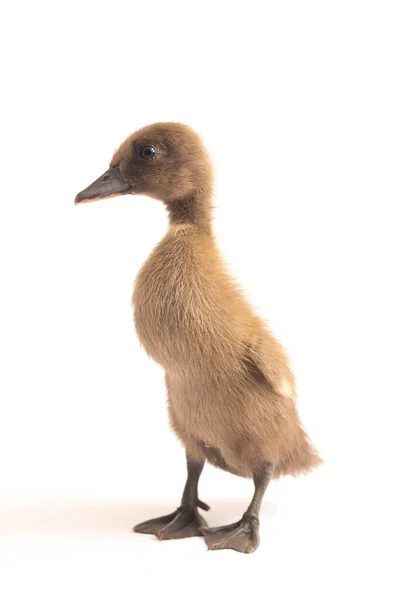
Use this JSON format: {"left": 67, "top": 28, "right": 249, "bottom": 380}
{"left": 75, "top": 122, "right": 322, "bottom": 553}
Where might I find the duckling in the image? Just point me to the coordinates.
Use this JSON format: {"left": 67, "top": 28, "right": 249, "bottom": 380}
{"left": 75, "top": 122, "right": 321, "bottom": 553}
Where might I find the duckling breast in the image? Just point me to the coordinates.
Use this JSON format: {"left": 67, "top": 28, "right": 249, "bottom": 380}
{"left": 133, "top": 229, "right": 245, "bottom": 375}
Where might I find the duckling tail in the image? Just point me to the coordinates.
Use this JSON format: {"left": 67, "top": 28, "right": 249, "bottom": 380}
{"left": 274, "top": 430, "right": 323, "bottom": 478}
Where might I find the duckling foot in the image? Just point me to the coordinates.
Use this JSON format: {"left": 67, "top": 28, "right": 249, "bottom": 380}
{"left": 201, "top": 514, "right": 260, "bottom": 554}
{"left": 133, "top": 501, "right": 209, "bottom": 540}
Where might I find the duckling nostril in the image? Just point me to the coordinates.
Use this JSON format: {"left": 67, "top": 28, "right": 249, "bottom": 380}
{"left": 102, "top": 175, "right": 111, "bottom": 181}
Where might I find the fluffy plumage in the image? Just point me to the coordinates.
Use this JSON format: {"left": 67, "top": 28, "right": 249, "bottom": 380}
{"left": 120, "top": 123, "right": 321, "bottom": 478}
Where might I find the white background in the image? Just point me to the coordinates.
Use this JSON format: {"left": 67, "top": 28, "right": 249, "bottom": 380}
{"left": 1, "top": 1, "right": 399, "bottom": 598}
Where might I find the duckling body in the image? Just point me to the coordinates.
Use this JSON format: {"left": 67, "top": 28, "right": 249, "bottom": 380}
{"left": 75, "top": 122, "right": 321, "bottom": 553}
{"left": 134, "top": 225, "right": 318, "bottom": 480}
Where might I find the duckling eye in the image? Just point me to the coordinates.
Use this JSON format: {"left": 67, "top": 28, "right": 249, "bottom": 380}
{"left": 140, "top": 146, "right": 156, "bottom": 159}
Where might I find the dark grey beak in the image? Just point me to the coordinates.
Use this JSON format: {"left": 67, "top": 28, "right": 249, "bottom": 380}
{"left": 74, "top": 167, "right": 133, "bottom": 205}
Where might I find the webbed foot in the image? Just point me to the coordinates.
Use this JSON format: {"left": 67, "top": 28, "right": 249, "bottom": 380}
{"left": 133, "top": 500, "right": 210, "bottom": 540}
{"left": 201, "top": 514, "right": 260, "bottom": 553}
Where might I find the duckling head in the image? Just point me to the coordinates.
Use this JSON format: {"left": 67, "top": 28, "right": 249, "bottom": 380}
{"left": 75, "top": 122, "right": 213, "bottom": 208}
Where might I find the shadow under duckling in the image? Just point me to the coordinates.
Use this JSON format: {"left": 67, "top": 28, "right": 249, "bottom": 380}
{"left": 75, "top": 122, "right": 322, "bottom": 553}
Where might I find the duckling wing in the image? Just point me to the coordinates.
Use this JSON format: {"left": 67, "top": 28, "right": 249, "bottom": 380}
{"left": 242, "top": 335, "right": 296, "bottom": 399}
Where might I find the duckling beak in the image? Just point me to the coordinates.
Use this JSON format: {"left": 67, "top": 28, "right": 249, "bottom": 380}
{"left": 74, "top": 167, "right": 133, "bottom": 205}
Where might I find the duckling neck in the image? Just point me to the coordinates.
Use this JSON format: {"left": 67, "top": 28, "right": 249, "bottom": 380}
{"left": 166, "top": 191, "right": 212, "bottom": 234}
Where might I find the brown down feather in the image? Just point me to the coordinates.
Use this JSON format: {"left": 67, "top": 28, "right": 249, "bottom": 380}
{"left": 111, "top": 122, "right": 321, "bottom": 479}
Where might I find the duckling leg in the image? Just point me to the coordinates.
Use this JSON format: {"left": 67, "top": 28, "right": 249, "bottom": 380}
{"left": 202, "top": 462, "right": 274, "bottom": 553}
{"left": 133, "top": 454, "right": 210, "bottom": 540}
